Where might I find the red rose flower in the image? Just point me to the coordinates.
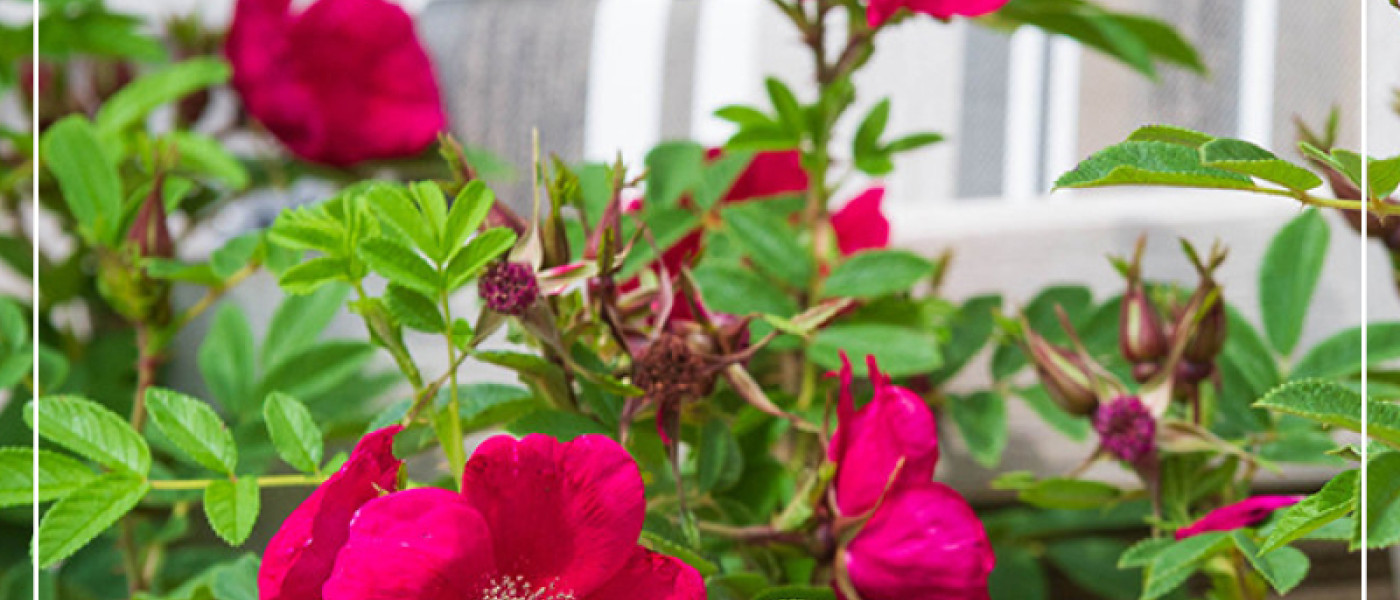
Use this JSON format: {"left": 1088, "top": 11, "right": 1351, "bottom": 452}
{"left": 259, "top": 428, "right": 704, "bottom": 600}
{"left": 829, "top": 187, "right": 891, "bottom": 256}
{"left": 226, "top": 0, "right": 447, "bottom": 166}
{"left": 866, "top": 0, "right": 1011, "bottom": 28}
{"left": 1175, "top": 495, "right": 1304, "bottom": 540}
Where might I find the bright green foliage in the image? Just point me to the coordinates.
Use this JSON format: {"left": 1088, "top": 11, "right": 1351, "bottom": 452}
{"left": 204, "top": 477, "right": 260, "bottom": 546}
{"left": 821, "top": 250, "right": 933, "bottom": 299}
{"left": 27, "top": 395, "right": 151, "bottom": 475}
{"left": 1259, "top": 209, "right": 1329, "bottom": 355}
{"left": 36, "top": 471, "right": 149, "bottom": 567}
{"left": 41, "top": 116, "right": 123, "bottom": 245}
{"left": 145, "top": 387, "right": 238, "bottom": 475}
{"left": 263, "top": 392, "right": 323, "bottom": 474}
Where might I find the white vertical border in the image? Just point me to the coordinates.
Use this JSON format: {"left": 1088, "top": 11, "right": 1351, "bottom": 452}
{"left": 690, "top": 0, "right": 763, "bottom": 146}
{"left": 1042, "top": 37, "right": 1081, "bottom": 195}
{"left": 1237, "top": 0, "right": 1278, "bottom": 146}
{"left": 1360, "top": 0, "right": 1370, "bottom": 590}
{"left": 30, "top": 0, "right": 40, "bottom": 590}
{"left": 1003, "top": 27, "right": 1046, "bottom": 202}
{"left": 582, "top": 0, "right": 673, "bottom": 166}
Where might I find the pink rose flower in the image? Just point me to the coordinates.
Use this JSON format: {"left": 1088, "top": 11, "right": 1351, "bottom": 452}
{"left": 841, "top": 482, "right": 996, "bottom": 600}
{"left": 226, "top": 0, "right": 447, "bottom": 166}
{"left": 259, "top": 428, "right": 705, "bottom": 600}
{"left": 828, "top": 352, "right": 939, "bottom": 516}
{"left": 829, "top": 187, "right": 891, "bottom": 257}
{"left": 829, "top": 353, "right": 994, "bottom": 600}
{"left": 1174, "top": 495, "right": 1304, "bottom": 540}
{"left": 866, "top": 0, "right": 1011, "bottom": 28}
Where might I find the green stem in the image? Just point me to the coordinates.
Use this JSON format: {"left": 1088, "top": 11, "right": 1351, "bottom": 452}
{"left": 439, "top": 289, "right": 467, "bottom": 489}
{"left": 148, "top": 473, "right": 328, "bottom": 491}
{"left": 352, "top": 281, "right": 425, "bottom": 389}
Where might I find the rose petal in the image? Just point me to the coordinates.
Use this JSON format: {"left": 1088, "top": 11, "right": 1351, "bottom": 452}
{"left": 259, "top": 426, "right": 403, "bottom": 600}
{"left": 830, "top": 355, "right": 940, "bottom": 517}
{"left": 586, "top": 547, "right": 707, "bottom": 600}
{"left": 460, "top": 434, "right": 645, "bottom": 596}
{"left": 844, "top": 482, "right": 995, "bottom": 600}
{"left": 227, "top": 0, "right": 446, "bottom": 165}
{"left": 322, "top": 488, "right": 497, "bottom": 600}
{"left": 722, "top": 150, "right": 809, "bottom": 203}
{"left": 830, "top": 187, "right": 890, "bottom": 256}
{"left": 1175, "top": 495, "right": 1304, "bottom": 540}
{"left": 867, "top": 0, "right": 1009, "bottom": 27}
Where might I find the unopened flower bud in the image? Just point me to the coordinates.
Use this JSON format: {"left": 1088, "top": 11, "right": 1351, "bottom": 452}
{"left": 478, "top": 262, "right": 539, "bottom": 315}
{"left": 127, "top": 190, "right": 173, "bottom": 260}
{"left": 1026, "top": 330, "right": 1097, "bottom": 416}
{"left": 1175, "top": 360, "right": 1214, "bottom": 386}
{"left": 1183, "top": 297, "right": 1227, "bottom": 363}
{"left": 1120, "top": 284, "right": 1167, "bottom": 364}
{"left": 1094, "top": 396, "right": 1155, "bottom": 464}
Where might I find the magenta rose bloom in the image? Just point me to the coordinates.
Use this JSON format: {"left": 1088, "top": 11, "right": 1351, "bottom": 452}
{"left": 259, "top": 428, "right": 704, "bottom": 600}
{"left": 828, "top": 352, "right": 940, "bottom": 516}
{"left": 867, "top": 0, "right": 1010, "bottom": 28}
{"left": 829, "top": 187, "right": 891, "bottom": 257}
{"left": 226, "top": 0, "right": 447, "bottom": 166}
{"left": 828, "top": 353, "right": 994, "bottom": 599}
{"left": 1175, "top": 495, "right": 1304, "bottom": 540}
{"left": 841, "top": 482, "right": 996, "bottom": 600}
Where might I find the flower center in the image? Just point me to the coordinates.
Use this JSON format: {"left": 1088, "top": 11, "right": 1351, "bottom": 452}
{"left": 479, "top": 262, "right": 540, "bottom": 315}
{"left": 479, "top": 575, "right": 575, "bottom": 600}
{"left": 632, "top": 332, "right": 710, "bottom": 406}
{"left": 1093, "top": 396, "right": 1155, "bottom": 464}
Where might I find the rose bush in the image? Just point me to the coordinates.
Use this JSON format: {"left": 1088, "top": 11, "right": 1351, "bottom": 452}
{"left": 10, "top": 1, "right": 1398, "bottom": 600}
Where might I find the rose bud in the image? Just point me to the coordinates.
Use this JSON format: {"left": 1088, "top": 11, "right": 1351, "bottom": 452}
{"left": 1120, "top": 282, "right": 1167, "bottom": 366}
{"left": 1182, "top": 295, "right": 1227, "bottom": 364}
{"left": 1025, "top": 329, "right": 1098, "bottom": 416}
{"left": 128, "top": 185, "right": 174, "bottom": 260}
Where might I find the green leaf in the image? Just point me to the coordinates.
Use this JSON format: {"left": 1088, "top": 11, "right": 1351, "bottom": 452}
{"left": 384, "top": 284, "right": 445, "bottom": 333}
{"left": 95, "top": 57, "right": 231, "bottom": 136}
{"left": 1232, "top": 532, "right": 1308, "bottom": 595}
{"left": 262, "top": 392, "right": 323, "bottom": 474}
{"left": 167, "top": 131, "right": 250, "bottom": 190}
{"left": 751, "top": 586, "right": 835, "bottom": 600}
{"left": 639, "top": 529, "right": 721, "bottom": 578}
{"left": 1054, "top": 140, "right": 1254, "bottom": 190}
{"left": 645, "top": 141, "right": 706, "bottom": 209}
{"left": 1127, "top": 124, "right": 1214, "bottom": 147}
{"left": 36, "top": 471, "right": 149, "bottom": 567}
{"left": 409, "top": 181, "right": 449, "bottom": 238}
{"left": 697, "top": 419, "right": 743, "bottom": 493}
{"left": 262, "top": 283, "right": 349, "bottom": 371}
{"left": 693, "top": 151, "right": 753, "bottom": 210}
{"left": 1017, "top": 478, "right": 1123, "bottom": 510}
{"left": 1198, "top": 138, "right": 1322, "bottom": 191}
{"left": 1293, "top": 322, "right": 1400, "bottom": 380}
{"left": 1118, "top": 537, "right": 1175, "bottom": 568}
{"left": 0, "top": 448, "right": 95, "bottom": 507}
{"left": 1258, "top": 209, "right": 1329, "bottom": 355}
{"left": 765, "top": 77, "right": 804, "bottom": 137}
{"left": 211, "top": 554, "right": 261, "bottom": 600}
{"left": 810, "top": 323, "right": 941, "bottom": 378}
{"left": 41, "top": 116, "right": 122, "bottom": 244}
{"left": 691, "top": 263, "right": 798, "bottom": 317}
{"left": 204, "top": 477, "right": 260, "bottom": 546}
{"left": 1366, "top": 451, "right": 1400, "bottom": 548}
{"left": 445, "top": 228, "right": 517, "bottom": 290}
{"left": 145, "top": 387, "right": 238, "bottom": 475}
{"left": 853, "top": 99, "right": 891, "bottom": 175}
{"left": 822, "top": 250, "right": 933, "bottom": 299}
{"left": 507, "top": 410, "right": 610, "bottom": 441}
{"left": 365, "top": 184, "right": 437, "bottom": 259}
{"left": 722, "top": 203, "right": 813, "bottom": 287}
{"left": 1045, "top": 538, "right": 1140, "bottom": 599}
{"left": 209, "top": 233, "right": 261, "bottom": 279}
{"left": 257, "top": 341, "right": 376, "bottom": 402}
{"left": 1260, "top": 469, "right": 1357, "bottom": 553}
{"left": 277, "top": 256, "right": 351, "bottom": 295}
{"left": 885, "top": 132, "right": 945, "bottom": 153}
{"left": 1255, "top": 379, "right": 1400, "bottom": 446}
{"left": 444, "top": 181, "right": 495, "bottom": 259}
{"left": 1370, "top": 154, "right": 1400, "bottom": 199}
{"left": 359, "top": 237, "right": 440, "bottom": 297}
{"left": 1142, "top": 532, "right": 1232, "bottom": 600}
{"left": 988, "top": 545, "right": 1047, "bottom": 600}
{"left": 27, "top": 395, "right": 151, "bottom": 474}
{"left": 949, "top": 392, "right": 1007, "bottom": 468}
{"left": 198, "top": 304, "right": 256, "bottom": 414}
